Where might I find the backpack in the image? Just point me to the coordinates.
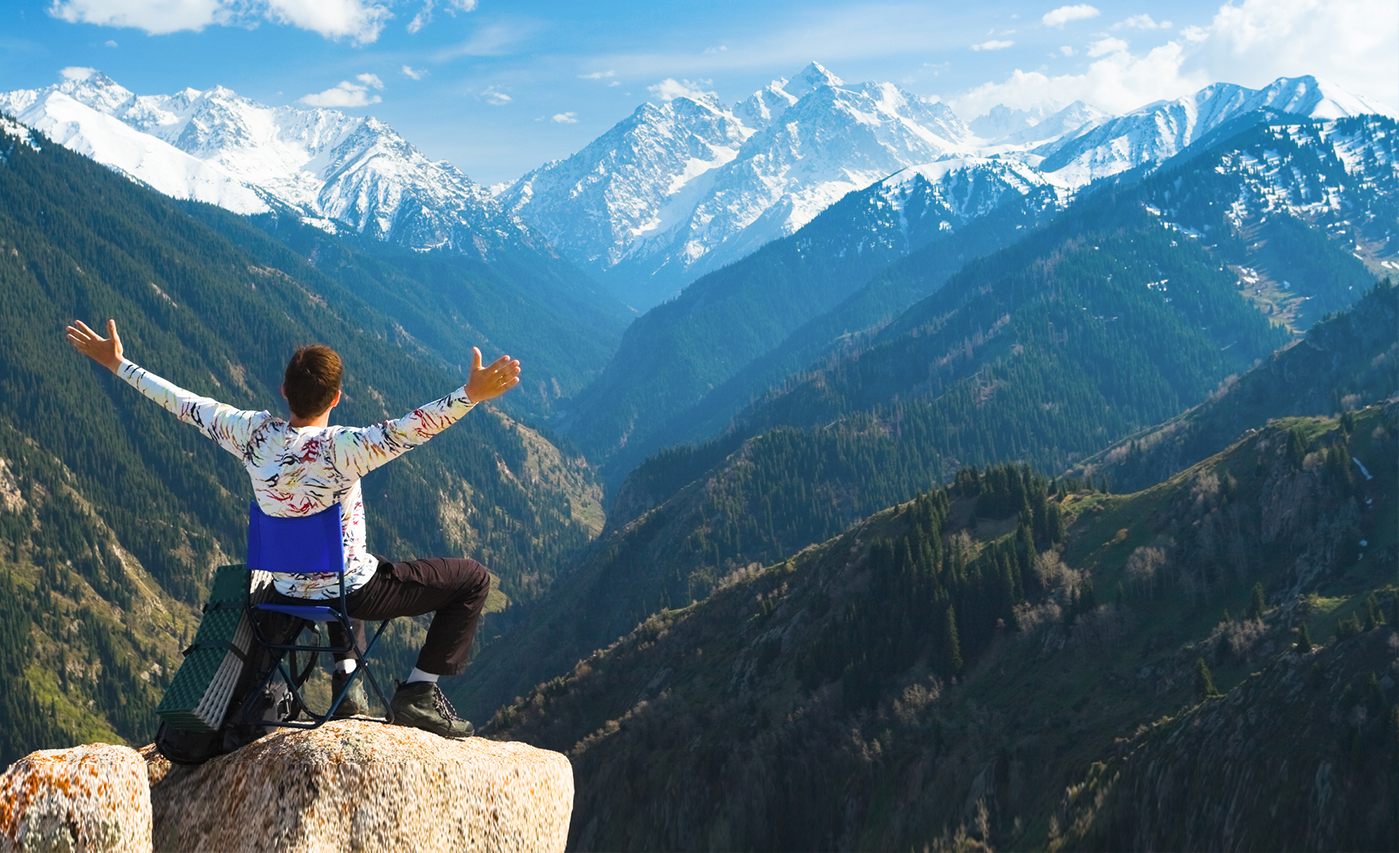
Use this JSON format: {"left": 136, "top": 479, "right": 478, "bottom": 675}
{"left": 155, "top": 610, "right": 314, "bottom": 765}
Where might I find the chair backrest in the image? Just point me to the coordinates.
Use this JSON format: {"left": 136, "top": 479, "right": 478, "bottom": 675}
{"left": 246, "top": 502, "right": 344, "bottom": 576}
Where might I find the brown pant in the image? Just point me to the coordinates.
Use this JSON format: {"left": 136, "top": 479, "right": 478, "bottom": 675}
{"left": 333, "top": 556, "right": 491, "bottom": 677}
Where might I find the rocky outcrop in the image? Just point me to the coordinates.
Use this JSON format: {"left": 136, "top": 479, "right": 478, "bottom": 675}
{"left": 0, "top": 743, "right": 151, "bottom": 853}
{"left": 146, "top": 721, "right": 574, "bottom": 853}
{"left": 1, "top": 723, "right": 573, "bottom": 853}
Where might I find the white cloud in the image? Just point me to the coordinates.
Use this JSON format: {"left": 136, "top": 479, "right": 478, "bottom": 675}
{"left": 300, "top": 78, "right": 383, "bottom": 108}
{"left": 954, "top": 0, "right": 1397, "bottom": 122}
{"left": 407, "top": 0, "right": 476, "bottom": 35}
{"left": 703, "top": 45, "right": 727, "bottom": 55}
{"left": 1189, "top": 0, "right": 1398, "bottom": 108}
{"left": 1086, "top": 36, "right": 1129, "bottom": 57}
{"left": 401, "top": 65, "right": 426, "bottom": 80}
{"left": 551, "top": 112, "right": 578, "bottom": 124}
{"left": 265, "top": 0, "right": 390, "bottom": 45}
{"left": 1042, "top": 4, "right": 1100, "bottom": 27}
{"left": 1060, "top": 45, "right": 1075, "bottom": 56}
{"left": 104, "top": 39, "right": 118, "bottom": 46}
{"left": 483, "top": 87, "right": 511, "bottom": 105}
{"left": 356, "top": 72, "right": 384, "bottom": 89}
{"left": 647, "top": 78, "right": 714, "bottom": 102}
{"left": 1116, "top": 14, "right": 1171, "bottom": 30}
{"left": 972, "top": 39, "right": 1015, "bottom": 51}
{"left": 60, "top": 66, "right": 98, "bottom": 81}
{"left": 49, "top": 0, "right": 404, "bottom": 43}
{"left": 579, "top": 70, "right": 616, "bottom": 80}
{"left": 951, "top": 40, "right": 1204, "bottom": 117}
{"left": 49, "top": 0, "right": 229, "bottom": 34}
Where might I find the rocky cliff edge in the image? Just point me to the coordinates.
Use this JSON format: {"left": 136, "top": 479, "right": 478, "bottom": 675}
{"left": 1, "top": 722, "right": 574, "bottom": 853}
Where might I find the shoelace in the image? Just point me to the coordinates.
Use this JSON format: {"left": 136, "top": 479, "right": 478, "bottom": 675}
{"left": 431, "top": 684, "right": 464, "bottom": 722}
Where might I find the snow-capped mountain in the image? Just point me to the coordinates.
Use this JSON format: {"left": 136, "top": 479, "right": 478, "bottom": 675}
{"left": 502, "top": 62, "right": 977, "bottom": 309}
{"left": 1032, "top": 75, "right": 1395, "bottom": 186}
{"left": 0, "top": 69, "right": 527, "bottom": 259}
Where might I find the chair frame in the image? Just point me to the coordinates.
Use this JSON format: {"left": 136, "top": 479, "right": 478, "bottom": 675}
{"left": 236, "top": 502, "right": 395, "bottom": 729}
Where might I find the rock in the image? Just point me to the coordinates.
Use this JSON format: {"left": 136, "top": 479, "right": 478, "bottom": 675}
{"left": 145, "top": 721, "right": 574, "bottom": 853}
{"left": 0, "top": 743, "right": 152, "bottom": 853}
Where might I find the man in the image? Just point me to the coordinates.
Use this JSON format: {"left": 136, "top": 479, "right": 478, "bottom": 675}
{"left": 66, "top": 318, "right": 520, "bottom": 738}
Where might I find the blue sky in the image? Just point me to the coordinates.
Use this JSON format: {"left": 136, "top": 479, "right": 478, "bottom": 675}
{"left": 2, "top": 0, "right": 1395, "bottom": 185}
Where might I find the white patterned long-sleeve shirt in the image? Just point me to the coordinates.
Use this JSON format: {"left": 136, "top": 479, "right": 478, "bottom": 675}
{"left": 116, "top": 359, "right": 476, "bottom": 599}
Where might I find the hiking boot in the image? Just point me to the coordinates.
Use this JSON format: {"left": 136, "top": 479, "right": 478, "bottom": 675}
{"left": 390, "top": 681, "right": 475, "bottom": 738}
{"left": 331, "top": 670, "right": 370, "bottom": 718}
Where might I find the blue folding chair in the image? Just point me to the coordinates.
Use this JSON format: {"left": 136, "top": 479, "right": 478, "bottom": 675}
{"left": 239, "top": 501, "right": 394, "bottom": 728}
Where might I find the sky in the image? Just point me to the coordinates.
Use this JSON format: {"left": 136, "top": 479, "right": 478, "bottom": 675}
{"left": 1, "top": 0, "right": 1395, "bottom": 186}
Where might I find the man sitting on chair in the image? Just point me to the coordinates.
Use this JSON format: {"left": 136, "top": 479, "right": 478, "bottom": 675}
{"left": 66, "top": 318, "right": 520, "bottom": 739}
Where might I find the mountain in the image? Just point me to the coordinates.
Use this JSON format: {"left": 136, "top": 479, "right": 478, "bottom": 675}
{"left": 561, "top": 110, "right": 1399, "bottom": 473}
{"left": 1031, "top": 75, "right": 1395, "bottom": 186}
{"left": 558, "top": 156, "right": 1070, "bottom": 470}
{"left": 0, "top": 115, "right": 604, "bottom": 761}
{"left": 1, "top": 69, "right": 508, "bottom": 256}
{"left": 490, "top": 404, "right": 1398, "bottom": 851}
{"left": 451, "top": 167, "right": 1311, "bottom": 721}
{"left": 0, "top": 72, "right": 635, "bottom": 418}
{"left": 503, "top": 62, "right": 976, "bottom": 308}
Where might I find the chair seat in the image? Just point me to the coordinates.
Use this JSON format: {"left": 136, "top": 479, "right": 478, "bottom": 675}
{"left": 256, "top": 602, "right": 343, "bottom": 622}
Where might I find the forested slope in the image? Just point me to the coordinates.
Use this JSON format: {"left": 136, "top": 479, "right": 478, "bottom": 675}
{"left": 494, "top": 404, "right": 1398, "bottom": 851}
{"left": 449, "top": 188, "right": 1315, "bottom": 722}
{"left": 1069, "top": 280, "right": 1398, "bottom": 493}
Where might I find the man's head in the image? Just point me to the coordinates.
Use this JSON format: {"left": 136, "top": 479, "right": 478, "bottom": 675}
{"left": 283, "top": 344, "right": 343, "bottom": 419}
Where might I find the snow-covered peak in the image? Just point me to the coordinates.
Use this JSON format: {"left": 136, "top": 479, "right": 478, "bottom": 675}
{"left": 0, "top": 71, "right": 521, "bottom": 259}
{"left": 783, "top": 62, "right": 845, "bottom": 100}
{"left": 1032, "top": 75, "right": 1395, "bottom": 187}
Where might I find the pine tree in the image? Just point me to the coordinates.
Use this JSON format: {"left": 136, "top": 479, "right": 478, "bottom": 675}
{"left": 1296, "top": 622, "right": 1313, "bottom": 653}
{"left": 1195, "top": 657, "right": 1220, "bottom": 698}
{"left": 1248, "top": 582, "right": 1266, "bottom": 621}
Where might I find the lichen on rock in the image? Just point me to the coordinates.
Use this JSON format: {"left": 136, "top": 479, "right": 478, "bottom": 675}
{"left": 0, "top": 743, "right": 151, "bottom": 853}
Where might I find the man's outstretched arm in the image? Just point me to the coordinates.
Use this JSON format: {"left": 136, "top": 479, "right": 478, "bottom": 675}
{"left": 66, "top": 318, "right": 270, "bottom": 457}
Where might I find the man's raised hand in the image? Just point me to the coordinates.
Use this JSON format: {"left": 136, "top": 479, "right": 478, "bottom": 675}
{"left": 464, "top": 346, "right": 521, "bottom": 403}
{"left": 66, "top": 319, "right": 124, "bottom": 373}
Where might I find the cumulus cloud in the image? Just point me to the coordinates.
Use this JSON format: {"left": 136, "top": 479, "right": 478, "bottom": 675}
{"left": 551, "top": 112, "right": 578, "bottom": 124}
{"left": 1086, "top": 36, "right": 1129, "bottom": 57}
{"left": 1059, "top": 45, "right": 1075, "bottom": 56}
{"left": 46, "top": 0, "right": 489, "bottom": 44}
{"left": 264, "top": 0, "right": 390, "bottom": 44}
{"left": 1042, "top": 4, "right": 1099, "bottom": 27}
{"left": 60, "top": 66, "right": 98, "bottom": 81}
{"left": 1116, "top": 13, "right": 1171, "bottom": 30}
{"left": 105, "top": 39, "right": 118, "bottom": 46}
{"left": 49, "top": 0, "right": 230, "bottom": 34}
{"left": 972, "top": 39, "right": 1015, "bottom": 51}
{"left": 951, "top": 40, "right": 1203, "bottom": 117}
{"left": 579, "top": 70, "right": 616, "bottom": 80}
{"left": 482, "top": 87, "right": 511, "bottom": 105}
{"left": 300, "top": 77, "right": 384, "bottom": 108}
{"left": 647, "top": 78, "right": 714, "bottom": 102}
{"left": 1192, "top": 0, "right": 1397, "bottom": 107}
{"left": 401, "top": 65, "right": 426, "bottom": 80}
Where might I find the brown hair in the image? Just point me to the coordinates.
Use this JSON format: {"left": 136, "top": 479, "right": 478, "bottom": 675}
{"left": 283, "top": 344, "right": 342, "bottom": 419}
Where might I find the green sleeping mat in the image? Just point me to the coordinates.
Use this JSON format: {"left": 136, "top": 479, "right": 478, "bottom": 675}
{"left": 156, "top": 564, "right": 274, "bottom": 732}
